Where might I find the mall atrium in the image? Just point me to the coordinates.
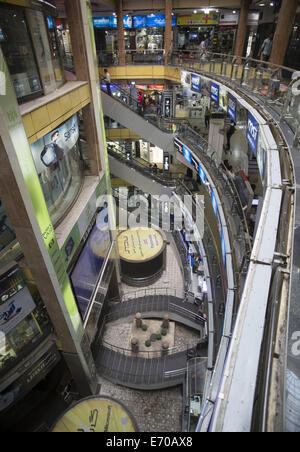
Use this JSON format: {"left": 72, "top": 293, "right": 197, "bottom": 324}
{"left": 0, "top": 0, "right": 299, "bottom": 433}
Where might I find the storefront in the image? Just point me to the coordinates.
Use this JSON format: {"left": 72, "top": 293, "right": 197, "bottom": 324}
{"left": 0, "top": 264, "right": 53, "bottom": 379}
{"left": 94, "top": 14, "right": 177, "bottom": 65}
{"left": 176, "top": 12, "right": 220, "bottom": 51}
{"left": 0, "top": 0, "right": 65, "bottom": 103}
{"left": 29, "top": 113, "right": 84, "bottom": 227}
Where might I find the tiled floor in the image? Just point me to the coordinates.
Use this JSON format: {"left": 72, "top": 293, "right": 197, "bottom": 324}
{"left": 121, "top": 241, "right": 185, "bottom": 299}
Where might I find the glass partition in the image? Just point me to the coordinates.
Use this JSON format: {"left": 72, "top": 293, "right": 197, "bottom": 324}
{"left": 0, "top": 6, "right": 42, "bottom": 101}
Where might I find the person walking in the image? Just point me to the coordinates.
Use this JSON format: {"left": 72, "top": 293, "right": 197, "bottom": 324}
{"left": 104, "top": 69, "right": 111, "bottom": 96}
{"left": 137, "top": 91, "right": 143, "bottom": 115}
{"left": 258, "top": 32, "right": 274, "bottom": 63}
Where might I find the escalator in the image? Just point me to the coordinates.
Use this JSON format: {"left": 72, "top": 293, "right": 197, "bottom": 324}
{"left": 101, "top": 84, "right": 175, "bottom": 153}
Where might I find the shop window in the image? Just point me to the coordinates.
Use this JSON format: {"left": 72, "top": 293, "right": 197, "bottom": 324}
{"left": 26, "top": 9, "right": 57, "bottom": 96}
{"left": 46, "top": 16, "right": 65, "bottom": 88}
{"left": 0, "top": 265, "right": 52, "bottom": 376}
{"left": 0, "top": 7, "right": 42, "bottom": 101}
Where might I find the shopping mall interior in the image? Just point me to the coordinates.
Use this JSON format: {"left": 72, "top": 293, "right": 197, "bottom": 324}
{"left": 0, "top": 0, "right": 299, "bottom": 433}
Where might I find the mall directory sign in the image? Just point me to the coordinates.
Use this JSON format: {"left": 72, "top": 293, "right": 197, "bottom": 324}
{"left": 0, "top": 47, "right": 82, "bottom": 332}
{"left": 247, "top": 112, "right": 259, "bottom": 155}
{"left": 52, "top": 396, "right": 138, "bottom": 432}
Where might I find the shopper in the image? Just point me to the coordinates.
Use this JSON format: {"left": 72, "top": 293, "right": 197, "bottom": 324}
{"left": 104, "top": 69, "right": 111, "bottom": 96}
{"left": 204, "top": 106, "right": 211, "bottom": 129}
{"left": 137, "top": 91, "right": 143, "bottom": 115}
{"left": 258, "top": 32, "right": 274, "bottom": 63}
{"left": 226, "top": 121, "right": 236, "bottom": 152}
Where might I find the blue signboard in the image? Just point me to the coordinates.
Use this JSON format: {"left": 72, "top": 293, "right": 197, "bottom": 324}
{"left": 93, "top": 16, "right": 132, "bottom": 28}
{"left": 133, "top": 14, "right": 176, "bottom": 28}
{"left": 247, "top": 112, "right": 259, "bottom": 155}
{"left": 199, "top": 163, "right": 206, "bottom": 185}
{"left": 211, "top": 188, "right": 218, "bottom": 217}
{"left": 221, "top": 227, "right": 226, "bottom": 266}
{"left": 133, "top": 15, "right": 147, "bottom": 27}
{"left": 191, "top": 73, "right": 201, "bottom": 93}
{"left": 211, "top": 82, "right": 219, "bottom": 105}
{"left": 46, "top": 16, "right": 54, "bottom": 30}
{"left": 183, "top": 144, "right": 192, "bottom": 164}
{"left": 227, "top": 93, "right": 237, "bottom": 122}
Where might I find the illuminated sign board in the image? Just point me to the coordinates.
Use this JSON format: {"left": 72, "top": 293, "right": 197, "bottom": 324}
{"left": 247, "top": 112, "right": 259, "bottom": 155}
{"left": 191, "top": 74, "right": 201, "bottom": 93}
{"left": 182, "top": 144, "right": 192, "bottom": 164}
{"left": 227, "top": 94, "right": 237, "bottom": 122}
{"left": 211, "top": 82, "right": 219, "bottom": 105}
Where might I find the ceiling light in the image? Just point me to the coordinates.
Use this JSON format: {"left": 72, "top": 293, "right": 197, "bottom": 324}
{"left": 203, "top": 8, "right": 211, "bottom": 15}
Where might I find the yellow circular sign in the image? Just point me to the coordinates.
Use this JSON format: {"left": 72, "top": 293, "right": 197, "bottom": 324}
{"left": 52, "top": 396, "right": 138, "bottom": 432}
{"left": 117, "top": 228, "right": 164, "bottom": 262}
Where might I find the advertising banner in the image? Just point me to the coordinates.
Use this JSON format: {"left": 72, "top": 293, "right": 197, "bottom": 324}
{"left": 211, "top": 188, "right": 218, "bottom": 217}
{"left": 191, "top": 73, "right": 201, "bottom": 93}
{"left": 52, "top": 396, "right": 138, "bottom": 432}
{"left": 0, "top": 287, "right": 36, "bottom": 335}
{"left": 227, "top": 94, "right": 237, "bottom": 122}
{"left": 177, "top": 12, "right": 220, "bottom": 26}
{"left": 117, "top": 228, "right": 164, "bottom": 262}
{"left": 30, "top": 114, "right": 79, "bottom": 175}
{"left": 247, "top": 112, "right": 259, "bottom": 155}
{"left": 257, "top": 143, "right": 267, "bottom": 186}
{"left": 221, "top": 227, "right": 226, "bottom": 267}
{"left": 219, "top": 86, "right": 228, "bottom": 112}
{"left": 70, "top": 207, "right": 111, "bottom": 319}
{"left": 211, "top": 82, "right": 219, "bottom": 105}
{"left": 199, "top": 164, "right": 207, "bottom": 185}
{"left": 183, "top": 144, "right": 192, "bottom": 164}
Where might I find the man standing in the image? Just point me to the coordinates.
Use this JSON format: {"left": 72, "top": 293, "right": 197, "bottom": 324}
{"left": 104, "top": 68, "right": 111, "bottom": 96}
{"left": 258, "top": 32, "right": 274, "bottom": 63}
{"left": 204, "top": 106, "right": 211, "bottom": 129}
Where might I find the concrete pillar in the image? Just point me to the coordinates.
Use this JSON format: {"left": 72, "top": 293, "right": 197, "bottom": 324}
{"left": 164, "top": 0, "right": 173, "bottom": 65}
{"left": 116, "top": 0, "right": 126, "bottom": 66}
{"left": 65, "top": 0, "right": 103, "bottom": 176}
{"left": 269, "top": 0, "right": 298, "bottom": 67}
{"left": 0, "top": 45, "right": 98, "bottom": 397}
{"left": 234, "top": 0, "right": 252, "bottom": 57}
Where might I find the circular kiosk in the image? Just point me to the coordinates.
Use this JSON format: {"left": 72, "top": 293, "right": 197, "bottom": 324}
{"left": 51, "top": 396, "right": 138, "bottom": 432}
{"left": 117, "top": 227, "right": 166, "bottom": 286}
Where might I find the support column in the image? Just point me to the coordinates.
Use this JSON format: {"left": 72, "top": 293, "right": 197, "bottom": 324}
{"left": 234, "top": 0, "right": 251, "bottom": 57}
{"left": 164, "top": 0, "right": 173, "bottom": 65}
{"left": 116, "top": 0, "right": 126, "bottom": 66}
{"left": 0, "top": 46, "right": 98, "bottom": 397}
{"left": 65, "top": 0, "right": 102, "bottom": 176}
{"left": 269, "top": 0, "right": 298, "bottom": 67}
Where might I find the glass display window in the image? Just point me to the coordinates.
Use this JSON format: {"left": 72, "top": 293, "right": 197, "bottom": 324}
{"left": 26, "top": 8, "right": 57, "bottom": 96}
{"left": 46, "top": 16, "right": 65, "bottom": 88}
{"left": 0, "top": 5, "right": 42, "bottom": 101}
{"left": 0, "top": 265, "right": 52, "bottom": 375}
